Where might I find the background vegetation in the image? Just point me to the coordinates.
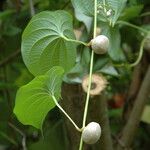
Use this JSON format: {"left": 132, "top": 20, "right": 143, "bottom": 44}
{"left": 0, "top": 0, "right": 150, "bottom": 150}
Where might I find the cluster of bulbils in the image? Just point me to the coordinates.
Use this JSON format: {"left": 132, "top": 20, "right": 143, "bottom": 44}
{"left": 81, "top": 35, "right": 109, "bottom": 144}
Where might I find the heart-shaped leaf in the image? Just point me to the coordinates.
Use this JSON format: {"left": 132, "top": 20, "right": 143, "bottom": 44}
{"left": 13, "top": 66, "right": 64, "bottom": 129}
{"left": 22, "top": 10, "right": 76, "bottom": 76}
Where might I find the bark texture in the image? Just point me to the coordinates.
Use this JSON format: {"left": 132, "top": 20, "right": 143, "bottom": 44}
{"left": 61, "top": 83, "right": 85, "bottom": 150}
{"left": 61, "top": 82, "right": 113, "bottom": 150}
{"left": 90, "top": 95, "right": 113, "bottom": 150}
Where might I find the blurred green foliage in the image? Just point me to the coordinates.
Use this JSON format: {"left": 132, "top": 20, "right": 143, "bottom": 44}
{"left": 0, "top": 0, "right": 150, "bottom": 150}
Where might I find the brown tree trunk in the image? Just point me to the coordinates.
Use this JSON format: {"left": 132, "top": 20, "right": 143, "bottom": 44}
{"left": 90, "top": 95, "right": 113, "bottom": 150}
{"left": 61, "top": 83, "right": 85, "bottom": 150}
{"left": 123, "top": 63, "right": 142, "bottom": 121}
{"left": 117, "top": 65, "right": 150, "bottom": 150}
{"left": 61, "top": 83, "right": 113, "bottom": 150}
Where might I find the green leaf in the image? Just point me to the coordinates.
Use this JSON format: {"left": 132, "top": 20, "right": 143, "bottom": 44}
{"left": 0, "top": 9, "right": 15, "bottom": 20}
{"left": 97, "top": 64, "right": 119, "bottom": 76}
{"left": 0, "top": 101, "right": 9, "bottom": 122}
{"left": 71, "top": 0, "right": 94, "bottom": 17}
{"left": 101, "top": 24, "right": 126, "bottom": 61}
{"left": 71, "top": 0, "right": 95, "bottom": 32}
{"left": 15, "top": 68, "right": 33, "bottom": 87}
{"left": 29, "top": 121, "right": 66, "bottom": 150}
{"left": 74, "top": 9, "right": 92, "bottom": 33}
{"left": 3, "top": 25, "right": 21, "bottom": 36}
{"left": 64, "top": 47, "right": 90, "bottom": 84}
{"left": 119, "top": 5, "right": 143, "bottom": 21}
{"left": 64, "top": 63, "right": 84, "bottom": 84}
{"left": 94, "top": 56, "right": 109, "bottom": 71}
{"left": 71, "top": 0, "right": 127, "bottom": 25}
{"left": 80, "top": 47, "right": 91, "bottom": 68}
{"left": 107, "top": 0, "right": 127, "bottom": 25}
{"left": 21, "top": 10, "right": 76, "bottom": 76}
{"left": 13, "top": 66, "right": 64, "bottom": 129}
{"left": 141, "top": 105, "right": 150, "bottom": 124}
{"left": 71, "top": 0, "right": 107, "bottom": 24}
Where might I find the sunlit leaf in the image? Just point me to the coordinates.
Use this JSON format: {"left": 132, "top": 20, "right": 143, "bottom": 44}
{"left": 14, "top": 66, "right": 64, "bottom": 129}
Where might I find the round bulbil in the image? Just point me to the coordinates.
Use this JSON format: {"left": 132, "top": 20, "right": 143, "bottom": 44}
{"left": 82, "top": 122, "right": 101, "bottom": 144}
{"left": 91, "top": 35, "right": 109, "bottom": 54}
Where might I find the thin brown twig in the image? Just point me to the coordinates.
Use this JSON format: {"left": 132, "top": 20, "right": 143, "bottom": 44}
{"left": 0, "top": 49, "right": 20, "bottom": 67}
{"left": 123, "top": 63, "right": 142, "bottom": 120}
{"left": 8, "top": 122, "right": 27, "bottom": 150}
{"left": 90, "top": 94, "right": 113, "bottom": 150}
{"left": 112, "top": 134, "right": 125, "bottom": 148}
{"left": 97, "top": 95, "right": 114, "bottom": 150}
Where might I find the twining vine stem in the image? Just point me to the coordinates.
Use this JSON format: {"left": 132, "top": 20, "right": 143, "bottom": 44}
{"left": 129, "top": 38, "right": 146, "bottom": 67}
{"left": 103, "top": 0, "right": 106, "bottom": 12}
{"left": 113, "top": 21, "right": 150, "bottom": 68}
{"left": 52, "top": 95, "right": 82, "bottom": 132}
{"left": 116, "top": 20, "right": 148, "bottom": 33}
{"left": 140, "top": 11, "right": 150, "bottom": 17}
{"left": 55, "top": 1, "right": 148, "bottom": 149}
{"left": 113, "top": 37, "right": 147, "bottom": 68}
{"left": 79, "top": 0, "right": 97, "bottom": 149}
